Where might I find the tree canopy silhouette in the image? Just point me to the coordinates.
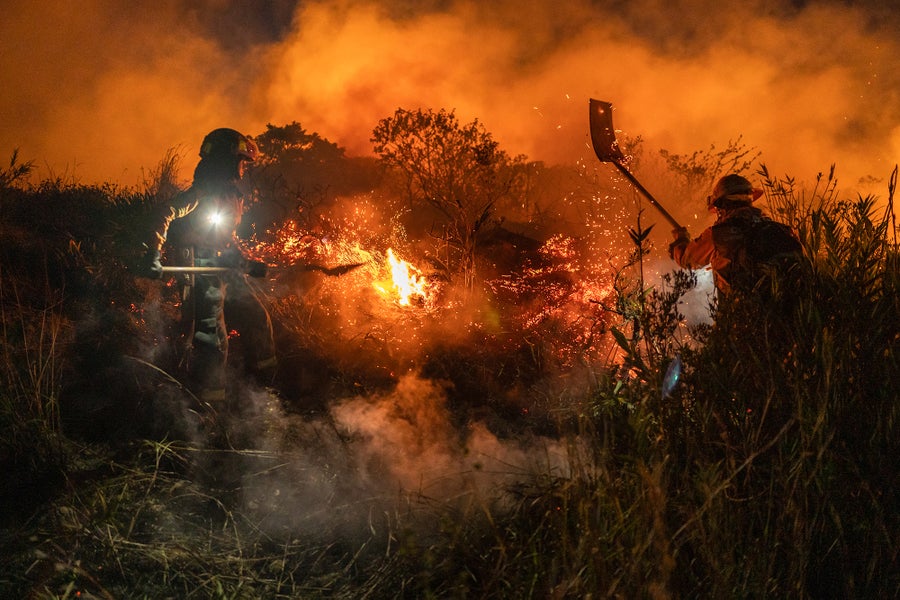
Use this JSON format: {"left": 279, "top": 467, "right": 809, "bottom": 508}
{"left": 371, "top": 108, "right": 526, "bottom": 286}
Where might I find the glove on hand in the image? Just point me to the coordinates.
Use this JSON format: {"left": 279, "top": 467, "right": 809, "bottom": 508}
{"left": 139, "top": 248, "right": 163, "bottom": 279}
{"left": 668, "top": 227, "right": 690, "bottom": 260}
{"left": 672, "top": 227, "right": 690, "bottom": 243}
{"left": 245, "top": 261, "right": 268, "bottom": 278}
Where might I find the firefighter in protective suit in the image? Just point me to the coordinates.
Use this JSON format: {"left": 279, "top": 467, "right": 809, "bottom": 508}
{"left": 669, "top": 174, "right": 802, "bottom": 296}
{"left": 140, "top": 128, "right": 276, "bottom": 403}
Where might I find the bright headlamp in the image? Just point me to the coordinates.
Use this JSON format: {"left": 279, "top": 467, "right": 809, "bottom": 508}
{"left": 207, "top": 210, "right": 224, "bottom": 227}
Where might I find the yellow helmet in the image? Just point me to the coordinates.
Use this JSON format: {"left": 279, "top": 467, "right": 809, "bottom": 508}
{"left": 707, "top": 174, "right": 763, "bottom": 210}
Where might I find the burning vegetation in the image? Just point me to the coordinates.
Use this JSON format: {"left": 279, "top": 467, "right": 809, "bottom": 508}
{"left": 0, "top": 113, "right": 898, "bottom": 599}
{"left": 376, "top": 248, "right": 433, "bottom": 307}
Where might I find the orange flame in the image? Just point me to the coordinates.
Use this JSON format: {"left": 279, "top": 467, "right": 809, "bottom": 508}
{"left": 376, "top": 248, "right": 429, "bottom": 306}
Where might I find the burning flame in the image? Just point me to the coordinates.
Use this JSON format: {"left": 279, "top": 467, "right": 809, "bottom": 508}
{"left": 376, "top": 248, "right": 430, "bottom": 306}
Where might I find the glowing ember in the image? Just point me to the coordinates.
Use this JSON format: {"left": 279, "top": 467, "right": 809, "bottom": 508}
{"left": 376, "top": 248, "right": 430, "bottom": 306}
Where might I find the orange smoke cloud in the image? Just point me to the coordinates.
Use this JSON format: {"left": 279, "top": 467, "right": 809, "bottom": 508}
{"left": 0, "top": 0, "right": 262, "bottom": 184}
{"left": 1, "top": 0, "right": 898, "bottom": 190}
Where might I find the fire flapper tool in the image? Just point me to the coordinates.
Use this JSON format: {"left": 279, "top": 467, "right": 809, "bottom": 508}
{"left": 589, "top": 99, "right": 683, "bottom": 230}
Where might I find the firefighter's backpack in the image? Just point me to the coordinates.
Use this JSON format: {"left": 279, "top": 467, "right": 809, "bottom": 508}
{"left": 745, "top": 218, "right": 802, "bottom": 264}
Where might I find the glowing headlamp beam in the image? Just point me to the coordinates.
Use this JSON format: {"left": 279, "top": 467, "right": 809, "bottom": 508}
{"left": 207, "top": 211, "right": 224, "bottom": 227}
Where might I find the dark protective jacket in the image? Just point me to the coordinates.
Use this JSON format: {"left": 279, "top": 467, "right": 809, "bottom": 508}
{"left": 146, "top": 162, "right": 274, "bottom": 399}
{"left": 669, "top": 205, "right": 801, "bottom": 295}
{"left": 147, "top": 172, "right": 245, "bottom": 258}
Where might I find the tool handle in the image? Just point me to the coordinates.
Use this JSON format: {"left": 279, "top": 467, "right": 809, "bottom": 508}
{"left": 613, "top": 161, "right": 682, "bottom": 230}
{"left": 160, "top": 266, "right": 232, "bottom": 274}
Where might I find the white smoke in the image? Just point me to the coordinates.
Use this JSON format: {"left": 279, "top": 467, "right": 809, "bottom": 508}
{"left": 217, "top": 373, "right": 568, "bottom": 539}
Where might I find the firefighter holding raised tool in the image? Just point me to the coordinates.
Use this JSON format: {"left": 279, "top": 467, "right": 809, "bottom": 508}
{"left": 139, "top": 128, "right": 276, "bottom": 403}
{"left": 669, "top": 174, "right": 802, "bottom": 297}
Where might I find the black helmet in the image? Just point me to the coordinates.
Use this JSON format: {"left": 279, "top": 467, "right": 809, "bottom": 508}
{"left": 707, "top": 174, "right": 762, "bottom": 210}
{"left": 199, "top": 128, "right": 260, "bottom": 162}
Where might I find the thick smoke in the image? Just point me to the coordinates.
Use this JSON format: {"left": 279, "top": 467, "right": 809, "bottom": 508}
{"left": 207, "top": 374, "right": 568, "bottom": 539}
{"left": 2, "top": 0, "right": 898, "bottom": 190}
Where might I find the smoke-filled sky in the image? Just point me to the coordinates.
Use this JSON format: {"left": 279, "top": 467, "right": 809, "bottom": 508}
{"left": 2, "top": 0, "right": 899, "bottom": 189}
